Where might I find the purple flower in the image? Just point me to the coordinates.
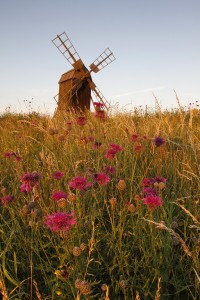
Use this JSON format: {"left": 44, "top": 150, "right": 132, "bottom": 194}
{"left": 44, "top": 211, "right": 76, "bottom": 232}
{"left": 153, "top": 136, "right": 165, "bottom": 147}
{"left": 52, "top": 171, "right": 64, "bottom": 180}
{"left": 94, "top": 173, "right": 111, "bottom": 185}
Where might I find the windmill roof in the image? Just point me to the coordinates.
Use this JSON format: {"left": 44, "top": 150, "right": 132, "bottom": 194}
{"left": 59, "top": 68, "right": 91, "bottom": 83}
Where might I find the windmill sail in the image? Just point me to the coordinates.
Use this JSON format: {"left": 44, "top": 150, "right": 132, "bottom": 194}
{"left": 89, "top": 48, "right": 116, "bottom": 73}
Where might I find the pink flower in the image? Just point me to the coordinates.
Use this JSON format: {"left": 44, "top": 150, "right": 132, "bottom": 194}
{"left": 76, "top": 116, "right": 86, "bottom": 126}
{"left": 143, "top": 187, "right": 158, "bottom": 196}
{"left": 104, "top": 165, "right": 115, "bottom": 175}
{"left": 52, "top": 171, "right": 64, "bottom": 180}
{"left": 20, "top": 184, "right": 32, "bottom": 193}
{"left": 143, "top": 195, "right": 162, "bottom": 210}
{"left": 134, "top": 144, "right": 142, "bottom": 152}
{"left": 94, "top": 110, "right": 106, "bottom": 119}
{"left": 1, "top": 195, "right": 15, "bottom": 206}
{"left": 69, "top": 176, "right": 92, "bottom": 191}
{"left": 93, "top": 102, "right": 105, "bottom": 109}
{"left": 3, "top": 151, "right": 21, "bottom": 161}
{"left": 94, "top": 173, "right": 110, "bottom": 185}
{"left": 52, "top": 190, "right": 68, "bottom": 201}
{"left": 65, "top": 121, "right": 72, "bottom": 130}
{"left": 44, "top": 211, "right": 76, "bottom": 232}
{"left": 20, "top": 171, "right": 41, "bottom": 193}
{"left": 105, "top": 148, "right": 117, "bottom": 159}
{"left": 110, "top": 143, "right": 123, "bottom": 152}
{"left": 130, "top": 134, "right": 139, "bottom": 143}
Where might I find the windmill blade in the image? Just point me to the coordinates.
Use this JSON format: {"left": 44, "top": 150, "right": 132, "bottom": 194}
{"left": 89, "top": 48, "right": 116, "bottom": 73}
{"left": 52, "top": 32, "right": 84, "bottom": 70}
{"left": 88, "top": 80, "right": 110, "bottom": 109}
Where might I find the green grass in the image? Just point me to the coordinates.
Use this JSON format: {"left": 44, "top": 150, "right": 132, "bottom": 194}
{"left": 0, "top": 107, "right": 199, "bottom": 299}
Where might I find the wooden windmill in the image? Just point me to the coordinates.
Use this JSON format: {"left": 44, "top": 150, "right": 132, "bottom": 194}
{"left": 52, "top": 32, "right": 116, "bottom": 114}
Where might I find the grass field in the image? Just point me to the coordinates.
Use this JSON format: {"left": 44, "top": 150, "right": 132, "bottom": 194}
{"left": 0, "top": 102, "right": 199, "bottom": 299}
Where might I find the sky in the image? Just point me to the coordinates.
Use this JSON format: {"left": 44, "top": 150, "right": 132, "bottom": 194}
{"left": 0, "top": 0, "right": 200, "bottom": 114}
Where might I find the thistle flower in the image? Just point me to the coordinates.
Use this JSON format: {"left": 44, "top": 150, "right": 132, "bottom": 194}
{"left": 76, "top": 116, "right": 86, "bottom": 126}
{"left": 72, "top": 246, "right": 82, "bottom": 256}
{"left": 94, "top": 110, "right": 106, "bottom": 119}
{"left": 143, "top": 195, "right": 162, "bottom": 210}
{"left": 1, "top": 195, "right": 15, "bottom": 206}
{"left": 110, "top": 143, "right": 123, "bottom": 152}
{"left": 69, "top": 176, "right": 92, "bottom": 191}
{"left": 104, "top": 165, "right": 115, "bottom": 175}
{"left": 94, "top": 173, "right": 110, "bottom": 185}
{"left": 130, "top": 134, "right": 139, "bottom": 142}
{"left": 44, "top": 211, "right": 76, "bottom": 232}
{"left": 105, "top": 148, "right": 117, "bottom": 159}
{"left": 52, "top": 190, "right": 68, "bottom": 201}
{"left": 153, "top": 136, "right": 165, "bottom": 147}
{"left": 52, "top": 171, "right": 64, "bottom": 180}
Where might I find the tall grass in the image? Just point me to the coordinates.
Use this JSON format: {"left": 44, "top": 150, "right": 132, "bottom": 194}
{"left": 0, "top": 105, "right": 199, "bottom": 299}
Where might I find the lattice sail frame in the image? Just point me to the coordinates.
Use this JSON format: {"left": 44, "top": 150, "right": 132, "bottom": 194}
{"left": 52, "top": 32, "right": 115, "bottom": 110}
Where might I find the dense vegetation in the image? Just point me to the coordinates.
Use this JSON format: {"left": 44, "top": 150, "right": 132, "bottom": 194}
{"left": 0, "top": 105, "right": 199, "bottom": 299}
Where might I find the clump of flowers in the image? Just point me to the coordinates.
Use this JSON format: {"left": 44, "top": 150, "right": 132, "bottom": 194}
{"left": 20, "top": 171, "right": 41, "bottom": 193}
{"left": 3, "top": 151, "right": 21, "bottom": 161}
{"left": 94, "top": 173, "right": 110, "bottom": 185}
{"left": 44, "top": 211, "right": 76, "bottom": 232}
{"left": 52, "top": 171, "right": 64, "bottom": 180}
{"left": 153, "top": 136, "right": 165, "bottom": 147}
{"left": 143, "top": 194, "right": 163, "bottom": 210}
{"left": 69, "top": 176, "right": 92, "bottom": 191}
{"left": 76, "top": 116, "right": 86, "bottom": 126}
{"left": 52, "top": 190, "right": 68, "bottom": 201}
{"left": 105, "top": 143, "right": 123, "bottom": 159}
{"left": 1, "top": 195, "right": 15, "bottom": 206}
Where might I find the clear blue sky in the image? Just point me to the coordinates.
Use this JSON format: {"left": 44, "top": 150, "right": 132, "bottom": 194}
{"left": 0, "top": 0, "right": 200, "bottom": 114}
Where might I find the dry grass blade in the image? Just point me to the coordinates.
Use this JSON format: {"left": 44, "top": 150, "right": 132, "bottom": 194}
{"left": 154, "top": 277, "right": 161, "bottom": 300}
{"left": 193, "top": 268, "right": 200, "bottom": 283}
{"left": 143, "top": 218, "right": 193, "bottom": 258}
{"left": 104, "top": 285, "right": 110, "bottom": 300}
{"left": 171, "top": 202, "right": 199, "bottom": 226}
{"left": 135, "top": 291, "right": 141, "bottom": 300}
{"left": 33, "top": 280, "right": 42, "bottom": 300}
{"left": 0, "top": 268, "right": 9, "bottom": 300}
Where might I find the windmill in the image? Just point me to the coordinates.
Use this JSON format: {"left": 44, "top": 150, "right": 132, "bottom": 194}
{"left": 52, "top": 32, "right": 116, "bottom": 114}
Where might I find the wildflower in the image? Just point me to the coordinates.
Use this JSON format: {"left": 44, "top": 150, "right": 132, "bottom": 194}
{"left": 44, "top": 211, "right": 76, "bottom": 232}
{"left": 105, "top": 148, "right": 117, "bottom": 159}
{"left": 94, "top": 110, "right": 106, "bottom": 119}
{"left": 20, "top": 171, "right": 41, "bottom": 193}
{"left": 72, "top": 246, "right": 82, "bottom": 257}
{"left": 79, "top": 281, "right": 91, "bottom": 295}
{"left": 143, "top": 195, "right": 162, "bottom": 210}
{"left": 80, "top": 243, "right": 87, "bottom": 251}
{"left": 153, "top": 136, "right": 165, "bottom": 147}
{"left": 134, "top": 144, "right": 142, "bottom": 152}
{"left": 93, "top": 102, "right": 105, "bottom": 111}
{"left": 109, "top": 197, "right": 117, "bottom": 206}
{"left": 94, "top": 173, "right": 110, "bottom": 185}
{"left": 52, "top": 171, "right": 64, "bottom": 180}
{"left": 110, "top": 143, "right": 123, "bottom": 152}
{"left": 143, "top": 187, "right": 158, "bottom": 196}
{"left": 93, "top": 141, "right": 102, "bottom": 149}
{"left": 104, "top": 165, "right": 115, "bottom": 175}
{"left": 76, "top": 116, "right": 86, "bottom": 126}
{"left": 1, "top": 195, "right": 15, "bottom": 206}
{"left": 69, "top": 176, "right": 92, "bottom": 191}
{"left": 130, "top": 134, "right": 139, "bottom": 143}
{"left": 3, "top": 151, "right": 21, "bottom": 161}
{"left": 52, "top": 190, "right": 68, "bottom": 201}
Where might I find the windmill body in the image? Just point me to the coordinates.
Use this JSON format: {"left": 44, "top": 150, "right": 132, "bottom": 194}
{"left": 52, "top": 32, "right": 116, "bottom": 114}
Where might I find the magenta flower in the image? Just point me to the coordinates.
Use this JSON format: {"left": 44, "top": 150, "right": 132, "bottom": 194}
{"left": 153, "top": 136, "right": 165, "bottom": 147}
{"left": 76, "top": 116, "right": 86, "bottom": 126}
{"left": 69, "top": 176, "right": 92, "bottom": 191}
{"left": 52, "top": 190, "right": 68, "bottom": 201}
{"left": 130, "top": 134, "right": 139, "bottom": 143}
{"left": 110, "top": 143, "right": 123, "bottom": 152}
{"left": 143, "top": 195, "right": 162, "bottom": 210}
{"left": 94, "top": 110, "right": 106, "bottom": 119}
{"left": 105, "top": 148, "right": 117, "bottom": 159}
{"left": 104, "top": 165, "right": 115, "bottom": 175}
{"left": 143, "top": 187, "right": 158, "bottom": 196}
{"left": 1, "top": 195, "right": 15, "bottom": 206}
{"left": 20, "top": 171, "right": 41, "bottom": 193}
{"left": 3, "top": 151, "right": 21, "bottom": 161}
{"left": 52, "top": 171, "right": 64, "bottom": 180}
{"left": 44, "top": 211, "right": 76, "bottom": 232}
{"left": 94, "top": 173, "right": 111, "bottom": 185}
{"left": 93, "top": 102, "right": 105, "bottom": 109}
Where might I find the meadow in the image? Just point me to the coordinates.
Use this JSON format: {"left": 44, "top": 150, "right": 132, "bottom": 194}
{"left": 0, "top": 101, "right": 199, "bottom": 299}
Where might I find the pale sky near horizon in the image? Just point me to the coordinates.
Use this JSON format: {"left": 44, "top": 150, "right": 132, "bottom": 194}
{"left": 0, "top": 0, "right": 200, "bottom": 114}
